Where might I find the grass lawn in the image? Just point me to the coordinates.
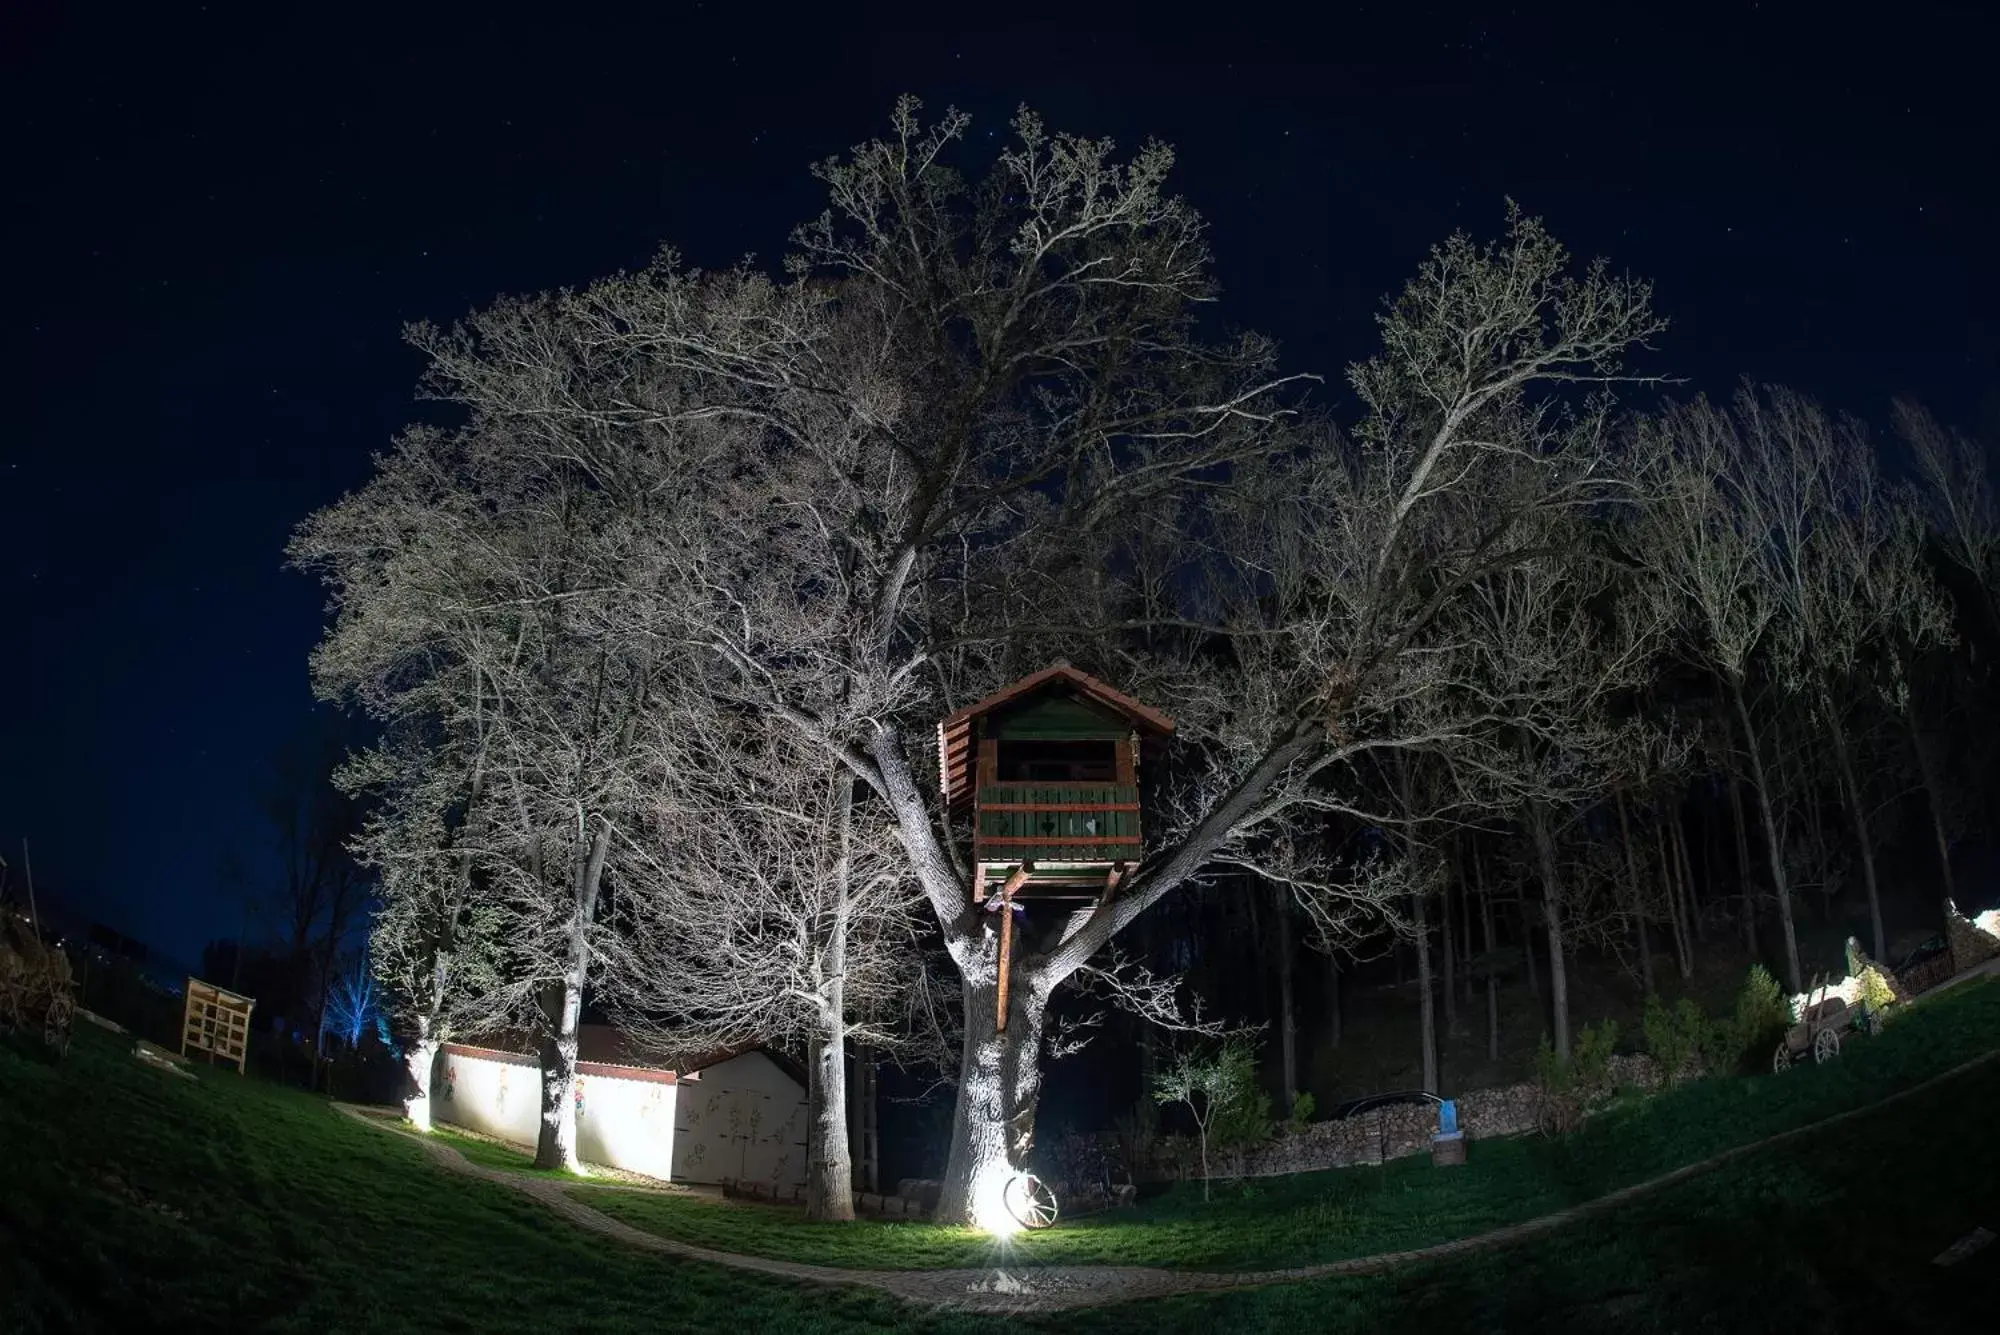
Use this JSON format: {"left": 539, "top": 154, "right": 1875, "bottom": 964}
{"left": 5, "top": 981, "right": 1996, "bottom": 1333}
{"left": 418, "top": 1121, "right": 583, "bottom": 1180}
{"left": 0, "top": 1024, "right": 943, "bottom": 1334}
{"left": 587, "top": 976, "right": 2000, "bottom": 1273}
{"left": 1062, "top": 1054, "right": 2000, "bottom": 1334}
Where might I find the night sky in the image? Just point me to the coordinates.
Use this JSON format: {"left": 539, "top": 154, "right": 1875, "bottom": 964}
{"left": 4, "top": 4, "right": 1994, "bottom": 972}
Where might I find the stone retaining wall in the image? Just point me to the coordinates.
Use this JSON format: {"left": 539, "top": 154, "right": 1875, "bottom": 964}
{"left": 1094, "top": 1053, "right": 1663, "bottom": 1185}
{"left": 1946, "top": 902, "right": 2000, "bottom": 975}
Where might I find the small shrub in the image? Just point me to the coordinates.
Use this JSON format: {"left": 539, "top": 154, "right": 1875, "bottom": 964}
{"left": 1571, "top": 1019, "right": 1619, "bottom": 1100}
{"left": 1532, "top": 1036, "right": 1579, "bottom": 1134}
{"left": 1533, "top": 1019, "right": 1620, "bottom": 1134}
{"left": 1209, "top": 1046, "right": 1274, "bottom": 1159}
{"left": 1152, "top": 1035, "right": 1267, "bottom": 1200}
{"left": 1286, "top": 1091, "right": 1316, "bottom": 1132}
{"left": 1858, "top": 965, "right": 1898, "bottom": 1016}
{"left": 1641, "top": 994, "right": 1710, "bottom": 1086}
{"left": 1714, "top": 965, "right": 1792, "bottom": 1073}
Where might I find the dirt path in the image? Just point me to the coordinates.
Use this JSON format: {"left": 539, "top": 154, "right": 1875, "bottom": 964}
{"left": 336, "top": 1046, "right": 2000, "bottom": 1315}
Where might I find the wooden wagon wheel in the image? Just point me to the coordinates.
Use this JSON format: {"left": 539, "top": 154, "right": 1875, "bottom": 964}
{"left": 1772, "top": 1040, "right": 1794, "bottom": 1073}
{"left": 44, "top": 991, "right": 74, "bottom": 1058}
{"left": 1812, "top": 1026, "right": 1840, "bottom": 1065}
{"left": 1003, "top": 1173, "right": 1060, "bottom": 1231}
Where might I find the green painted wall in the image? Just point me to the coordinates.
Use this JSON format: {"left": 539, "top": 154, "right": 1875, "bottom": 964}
{"left": 988, "top": 692, "right": 1129, "bottom": 740}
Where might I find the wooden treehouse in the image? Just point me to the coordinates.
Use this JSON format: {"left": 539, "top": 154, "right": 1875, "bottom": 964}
{"left": 938, "top": 662, "right": 1176, "bottom": 909}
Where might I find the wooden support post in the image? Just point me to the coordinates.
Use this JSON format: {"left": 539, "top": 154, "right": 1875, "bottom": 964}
{"left": 997, "top": 896, "right": 1015, "bottom": 1033}
{"left": 1096, "top": 862, "right": 1127, "bottom": 913}
{"left": 993, "top": 863, "right": 1032, "bottom": 1034}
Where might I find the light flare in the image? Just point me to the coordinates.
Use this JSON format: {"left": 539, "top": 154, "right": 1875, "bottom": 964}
{"left": 971, "top": 1162, "right": 1024, "bottom": 1238}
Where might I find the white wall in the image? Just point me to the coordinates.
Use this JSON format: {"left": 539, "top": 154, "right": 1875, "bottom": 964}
{"left": 435, "top": 1044, "right": 806, "bottom": 1189}
{"left": 436, "top": 1047, "right": 541, "bottom": 1149}
{"left": 671, "top": 1051, "right": 808, "bottom": 1192}
{"left": 575, "top": 1069, "right": 678, "bottom": 1181}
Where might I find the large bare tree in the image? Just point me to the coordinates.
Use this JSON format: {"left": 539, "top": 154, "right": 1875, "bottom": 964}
{"left": 1454, "top": 530, "right": 1667, "bottom": 1056}
{"left": 294, "top": 358, "right": 700, "bottom": 1169}
{"left": 1633, "top": 399, "right": 1804, "bottom": 991}
{"left": 610, "top": 712, "right": 931, "bottom": 1221}
{"left": 301, "top": 99, "right": 1662, "bottom": 1221}
{"left": 629, "top": 109, "right": 1659, "bottom": 1218}
{"left": 349, "top": 741, "right": 515, "bottom": 1131}
{"left": 1736, "top": 386, "right": 1904, "bottom": 959}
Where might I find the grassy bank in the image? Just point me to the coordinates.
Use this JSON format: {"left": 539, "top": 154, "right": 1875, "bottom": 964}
{"left": 1065, "top": 1053, "right": 2000, "bottom": 1334}
{"left": 0, "top": 1024, "right": 927, "bottom": 1334}
{"left": 590, "top": 976, "right": 2000, "bottom": 1271}
{"left": 5, "top": 981, "right": 1995, "bottom": 1333}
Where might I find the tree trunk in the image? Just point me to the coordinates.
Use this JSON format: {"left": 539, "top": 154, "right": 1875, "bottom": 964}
{"left": 1440, "top": 864, "right": 1460, "bottom": 1036}
{"left": 533, "top": 825, "right": 610, "bottom": 1173}
{"left": 1530, "top": 805, "right": 1571, "bottom": 1059}
{"left": 1904, "top": 704, "right": 1957, "bottom": 904}
{"left": 1729, "top": 676, "right": 1802, "bottom": 993}
{"left": 863, "top": 1059, "right": 879, "bottom": 1194}
{"left": 934, "top": 932, "right": 1048, "bottom": 1228}
{"left": 1460, "top": 861, "right": 1475, "bottom": 1009}
{"left": 534, "top": 977, "right": 583, "bottom": 1172}
{"left": 1817, "top": 697, "right": 1884, "bottom": 959}
{"left": 1614, "top": 788, "right": 1654, "bottom": 993}
{"left": 1197, "top": 1124, "right": 1212, "bottom": 1202}
{"left": 1274, "top": 884, "right": 1297, "bottom": 1106}
{"left": 1413, "top": 887, "right": 1438, "bottom": 1093}
{"left": 1676, "top": 807, "right": 1706, "bottom": 943}
{"left": 807, "top": 772, "right": 858, "bottom": 1221}
{"left": 1657, "top": 815, "right": 1692, "bottom": 979}
{"left": 1670, "top": 813, "right": 1699, "bottom": 976}
{"left": 806, "top": 1027, "right": 855, "bottom": 1221}
{"left": 1478, "top": 858, "right": 1500, "bottom": 1065}
{"left": 847, "top": 1046, "right": 880, "bottom": 1195}
{"left": 1520, "top": 897, "right": 1540, "bottom": 999}
{"left": 1723, "top": 707, "right": 1759, "bottom": 958}
{"left": 403, "top": 1024, "right": 439, "bottom": 1132}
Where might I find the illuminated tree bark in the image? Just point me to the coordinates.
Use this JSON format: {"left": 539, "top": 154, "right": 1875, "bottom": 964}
{"left": 534, "top": 825, "right": 608, "bottom": 1173}
{"left": 806, "top": 1028, "right": 855, "bottom": 1221}
{"left": 403, "top": 1024, "right": 439, "bottom": 1132}
{"left": 806, "top": 777, "right": 856, "bottom": 1223}
{"left": 934, "top": 939, "right": 1047, "bottom": 1228}
{"left": 534, "top": 984, "right": 583, "bottom": 1173}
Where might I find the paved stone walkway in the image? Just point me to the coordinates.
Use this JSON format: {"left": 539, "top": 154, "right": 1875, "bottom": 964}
{"left": 336, "top": 1045, "right": 2000, "bottom": 1314}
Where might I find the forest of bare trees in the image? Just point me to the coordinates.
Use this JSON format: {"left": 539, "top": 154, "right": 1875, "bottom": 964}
{"left": 290, "top": 99, "right": 2000, "bottom": 1226}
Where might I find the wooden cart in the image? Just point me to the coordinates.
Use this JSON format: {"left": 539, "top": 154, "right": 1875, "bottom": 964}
{"left": 1, "top": 913, "right": 76, "bottom": 1058}
{"left": 1771, "top": 973, "right": 1861, "bottom": 1073}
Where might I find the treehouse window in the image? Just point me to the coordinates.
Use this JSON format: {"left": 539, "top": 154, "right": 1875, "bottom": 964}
{"left": 996, "top": 739, "right": 1118, "bottom": 783}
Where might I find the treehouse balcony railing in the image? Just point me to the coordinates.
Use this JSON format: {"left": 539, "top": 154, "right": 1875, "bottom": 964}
{"left": 974, "top": 783, "right": 1143, "bottom": 866}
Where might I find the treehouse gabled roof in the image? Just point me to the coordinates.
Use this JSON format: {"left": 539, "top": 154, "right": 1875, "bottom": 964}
{"left": 936, "top": 662, "right": 1176, "bottom": 810}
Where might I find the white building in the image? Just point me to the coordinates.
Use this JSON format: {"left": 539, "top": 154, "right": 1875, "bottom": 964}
{"left": 432, "top": 1025, "right": 808, "bottom": 1192}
